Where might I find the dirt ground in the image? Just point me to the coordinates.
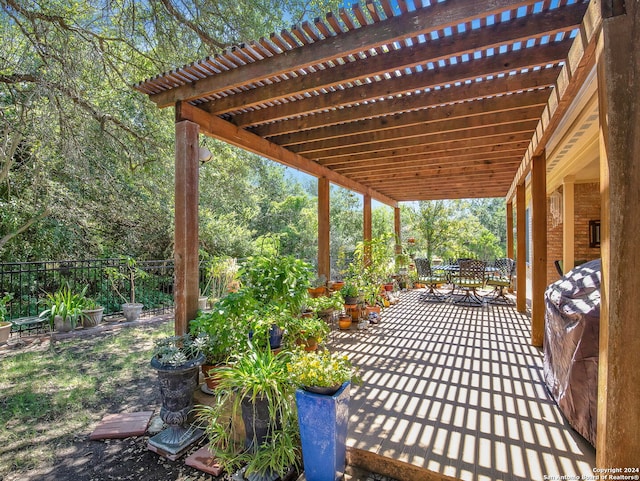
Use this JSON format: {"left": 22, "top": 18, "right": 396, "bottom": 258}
{"left": 0, "top": 320, "right": 231, "bottom": 481}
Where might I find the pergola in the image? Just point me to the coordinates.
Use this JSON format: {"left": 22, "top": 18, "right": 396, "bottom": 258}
{"left": 135, "top": 0, "right": 639, "bottom": 469}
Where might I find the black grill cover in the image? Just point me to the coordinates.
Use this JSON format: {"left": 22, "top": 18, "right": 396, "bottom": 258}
{"left": 544, "top": 259, "right": 600, "bottom": 446}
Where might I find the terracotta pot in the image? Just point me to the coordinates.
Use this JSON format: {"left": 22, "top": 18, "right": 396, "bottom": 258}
{"left": 297, "top": 336, "right": 318, "bottom": 351}
{"left": 330, "top": 281, "right": 345, "bottom": 291}
{"left": 338, "top": 315, "right": 352, "bottom": 330}
{"left": 308, "top": 286, "right": 327, "bottom": 298}
{"left": 383, "top": 283, "right": 394, "bottom": 291}
{"left": 201, "top": 363, "right": 223, "bottom": 391}
{"left": 365, "top": 305, "right": 381, "bottom": 316}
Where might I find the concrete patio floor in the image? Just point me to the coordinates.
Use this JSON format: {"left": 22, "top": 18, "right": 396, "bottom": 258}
{"left": 331, "top": 290, "right": 596, "bottom": 481}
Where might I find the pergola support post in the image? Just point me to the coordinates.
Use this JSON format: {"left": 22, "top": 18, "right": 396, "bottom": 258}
{"left": 363, "top": 194, "right": 372, "bottom": 264}
{"left": 174, "top": 119, "right": 200, "bottom": 336}
{"left": 596, "top": 0, "right": 640, "bottom": 465}
{"left": 318, "top": 177, "right": 330, "bottom": 281}
{"left": 394, "top": 207, "right": 401, "bottom": 254}
{"left": 506, "top": 200, "right": 514, "bottom": 292}
{"left": 515, "top": 183, "right": 527, "bottom": 312}
{"left": 562, "top": 175, "right": 575, "bottom": 272}
{"left": 531, "top": 152, "right": 547, "bottom": 347}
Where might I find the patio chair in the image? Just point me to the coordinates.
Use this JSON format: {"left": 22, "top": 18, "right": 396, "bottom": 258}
{"left": 451, "top": 259, "right": 486, "bottom": 306}
{"left": 485, "top": 258, "right": 515, "bottom": 305}
{"left": 415, "top": 258, "right": 448, "bottom": 302}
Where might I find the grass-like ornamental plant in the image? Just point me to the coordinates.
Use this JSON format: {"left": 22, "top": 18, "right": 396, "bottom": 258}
{"left": 287, "top": 348, "right": 359, "bottom": 391}
{"left": 195, "top": 347, "right": 300, "bottom": 478}
{"left": 39, "top": 283, "right": 88, "bottom": 329}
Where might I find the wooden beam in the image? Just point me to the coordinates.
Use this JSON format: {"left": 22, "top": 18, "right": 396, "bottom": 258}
{"left": 506, "top": 0, "right": 602, "bottom": 201}
{"left": 318, "top": 177, "right": 330, "bottom": 281}
{"left": 149, "top": 0, "right": 542, "bottom": 108}
{"left": 596, "top": 0, "right": 640, "bottom": 465}
{"left": 349, "top": 164, "right": 519, "bottom": 182}
{"left": 214, "top": 4, "right": 583, "bottom": 118}
{"left": 239, "top": 42, "right": 568, "bottom": 130}
{"left": 175, "top": 102, "right": 397, "bottom": 207}
{"left": 270, "top": 89, "right": 549, "bottom": 147}
{"left": 293, "top": 105, "right": 545, "bottom": 156}
{"left": 326, "top": 142, "right": 528, "bottom": 171}
{"left": 174, "top": 120, "right": 200, "bottom": 336}
{"left": 516, "top": 183, "right": 527, "bottom": 312}
{"left": 530, "top": 152, "right": 546, "bottom": 347}
{"left": 304, "top": 120, "right": 539, "bottom": 160}
{"left": 317, "top": 133, "right": 532, "bottom": 165}
{"left": 251, "top": 66, "right": 561, "bottom": 137}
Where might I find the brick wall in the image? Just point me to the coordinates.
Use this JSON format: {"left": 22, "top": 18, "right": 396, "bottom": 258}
{"left": 546, "top": 182, "right": 601, "bottom": 284}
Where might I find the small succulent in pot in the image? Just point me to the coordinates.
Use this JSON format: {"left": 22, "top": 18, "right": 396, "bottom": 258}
{"left": 151, "top": 333, "right": 208, "bottom": 367}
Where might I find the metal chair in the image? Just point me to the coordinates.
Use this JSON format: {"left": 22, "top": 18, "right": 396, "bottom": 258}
{"left": 451, "top": 259, "right": 486, "bottom": 306}
{"left": 485, "top": 258, "right": 515, "bottom": 305}
{"left": 415, "top": 258, "right": 448, "bottom": 302}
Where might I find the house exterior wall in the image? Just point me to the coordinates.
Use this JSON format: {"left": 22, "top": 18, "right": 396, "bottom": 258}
{"left": 546, "top": 182, "right": 601, "bottom": 284}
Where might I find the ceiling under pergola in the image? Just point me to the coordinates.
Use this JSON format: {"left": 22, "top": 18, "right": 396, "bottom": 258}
{"left": 135, "top": 0, "right": 592, "bottom": 205}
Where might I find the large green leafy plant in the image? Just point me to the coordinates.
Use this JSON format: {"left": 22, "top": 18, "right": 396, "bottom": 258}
{"left": 240, "top": 254, "right": 313, "bottom": 314}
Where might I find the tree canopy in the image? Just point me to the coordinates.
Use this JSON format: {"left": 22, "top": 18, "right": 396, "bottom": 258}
{"left": 0, "top": 0, "right": 507, "bottom": 266}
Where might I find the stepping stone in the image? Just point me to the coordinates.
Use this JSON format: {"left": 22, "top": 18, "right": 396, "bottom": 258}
{"left": 184, "top": 444, "right": 223, "bottom": 476}
{"left": 89, "top": 411, "right": 154, "bottom": 440}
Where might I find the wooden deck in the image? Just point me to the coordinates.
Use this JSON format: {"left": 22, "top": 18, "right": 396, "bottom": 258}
{"left": 331, "top": 290, "right": 595, "bottom": 481}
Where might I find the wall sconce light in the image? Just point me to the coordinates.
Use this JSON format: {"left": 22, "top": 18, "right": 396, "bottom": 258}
{"left": 589, "top": 220, "right": 600, "bottom": 248}
{"left": 199, "top": 146, "right": 213, "bottom": 164}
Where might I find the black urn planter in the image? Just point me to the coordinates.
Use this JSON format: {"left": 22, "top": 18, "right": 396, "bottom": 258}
{"left": 147, "top": 353, "right": 205, "bottom": 460}
{"left": 241, "top": 394, "right": 285, "bottom": 453}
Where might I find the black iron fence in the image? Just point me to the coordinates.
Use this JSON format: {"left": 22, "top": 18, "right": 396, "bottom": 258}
{"left": 0, "top": 258, "right": 178, "bottom": 320}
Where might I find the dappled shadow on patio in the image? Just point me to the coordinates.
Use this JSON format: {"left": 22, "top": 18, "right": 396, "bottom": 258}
{"left": 331, "top": 290, "right": 595, "bottom": 481}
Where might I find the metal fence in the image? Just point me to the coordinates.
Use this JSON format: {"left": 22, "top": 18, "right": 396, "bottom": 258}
{"left": 0, "top": 258, "right": 177, "bottom": 320}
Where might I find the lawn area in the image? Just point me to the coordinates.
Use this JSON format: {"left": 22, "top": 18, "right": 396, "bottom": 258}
{"left": 0, "top": 321, "right": 207, "bottom": 480}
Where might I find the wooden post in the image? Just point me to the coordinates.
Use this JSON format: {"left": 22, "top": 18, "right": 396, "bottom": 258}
{"left": 174, "top": 119, "right": 200, "bottom": 336}
{"left": 515, "top": 184, "right": 527, "bottom": 312}
{"left": 506, "top": 200, "right": 514, "bottom": 261}
{"left": 531, "top": 152, "right": 547, "bottom": 347}
{"left": 363, "top": 194, "right": 372, "bottom": 264}
{"left": 596, "top": 0, "right": 640, "bottom": 465}
{"left": 562, "top": 176, "right": 575, "bottom": 271}
{"left": 318, "top": 177, "right": 330, "bottom": 281}
{"left": 394, "top": 207, "right": 401, "bottom": 255}
{"left": 506, "top": 200, "right": 514, "bottom": 293}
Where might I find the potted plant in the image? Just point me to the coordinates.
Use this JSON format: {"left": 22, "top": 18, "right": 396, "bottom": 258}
{"left": 105, "top": 256, "right": 147, "bottom": 322}
{"left": 249, "top": 306, "right": 296, "bottom": 352}
{"left": 306, "top": 291, "right": 344, "bottom": 318}
{"left": 286, "top": 314, "right": 330, "bottom": 351}
{"left": 307, "top": 274, "right": 327, "bottom": 298}
{"left": 288, "top": 349, "right": 359, "bottom": 481}
{"left": 241, "top": 254, "right": 313, "bottom": 315}
{"left": 82, "top": 297, "right": 104, "bottom": 327}
{"left": 341, "top": 282, "right": 359, "bottom": 306}
{"left": 200, "top": 256, "right": 239, "bottom": 309}
{"left": 0, "top": 292, "right": 14, "bottom": 344}
{"left": 190, "top": 289, "right": 254, "bottom": 393}
{"left": 39, "top": 283, "right": 87, "bottom": 332}
{"left": 148, "top": 334, "right": 207, "bottom": 459}
{"left": 196, "top": 347, "right": 299, "bottom": 480}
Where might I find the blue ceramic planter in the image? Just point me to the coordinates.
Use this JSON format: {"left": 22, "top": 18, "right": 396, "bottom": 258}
{"left": 296, "top": 381, "right": 350, "bottom": 481}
